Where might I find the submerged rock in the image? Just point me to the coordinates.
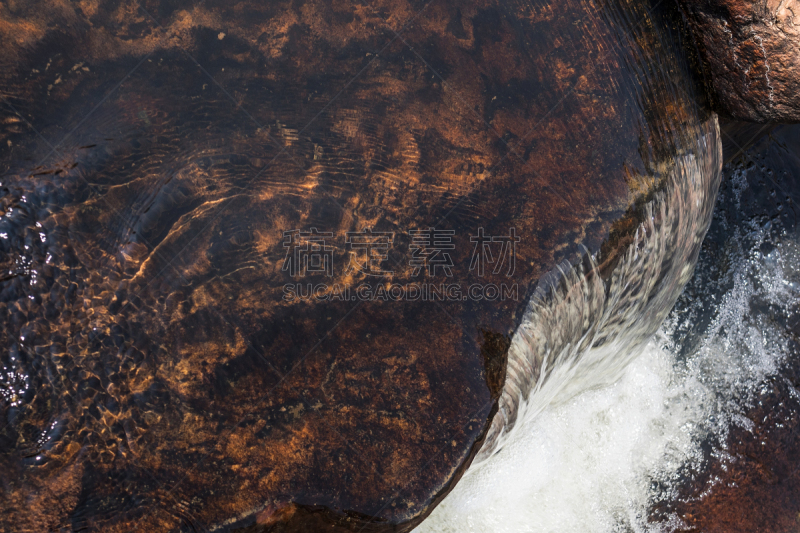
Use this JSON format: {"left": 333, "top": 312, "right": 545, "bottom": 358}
{"left": 0, "top": 0, "right": 719, "bottom": 530}
{"left": 677, "top": 0, "right": 800, "bottom": 122}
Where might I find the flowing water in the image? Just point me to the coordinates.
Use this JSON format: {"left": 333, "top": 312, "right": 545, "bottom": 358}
{"left": 417, "top": 126, "right": 800, "bottom": 532}
{"left": 2, "top": 0, "right": 798, "bottom": 531}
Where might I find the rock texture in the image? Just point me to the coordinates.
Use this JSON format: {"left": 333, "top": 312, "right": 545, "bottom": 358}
{"left": 677, "top": 0, "right": 800, "bottom": 122}
{"left": 0, "top": 0, "right": 711, "bottom": 531}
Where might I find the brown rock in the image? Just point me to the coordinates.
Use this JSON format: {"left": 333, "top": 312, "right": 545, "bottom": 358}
{"left": 677, "top": 0, "right": 800, "bottom": 122}
{"left": 0, "top": 0, "right": 717, "bottom": 531}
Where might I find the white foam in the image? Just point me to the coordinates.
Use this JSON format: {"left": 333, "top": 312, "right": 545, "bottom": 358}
{"left": 416, "top": 215, "right": 798, "bottom": 533}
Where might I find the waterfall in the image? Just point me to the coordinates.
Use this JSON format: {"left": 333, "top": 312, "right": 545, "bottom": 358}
{"left": 478, "top": 117, "right": 723, "bottom": 463}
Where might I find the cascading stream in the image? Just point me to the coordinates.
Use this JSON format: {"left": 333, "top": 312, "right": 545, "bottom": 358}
{"left": 416, "top": 1, "right": 734, "bottom": 524}
{"left": 417, "top": 123, "right": 800, "bottom": 533}
{"left": 478, "top": 117, "right": 723, "bottom": 463}
{"left": 415, "top": 114, "right": 723, "bottom": 531}
{"left": 6, "top": 0, "right": 793, "bottom": 530}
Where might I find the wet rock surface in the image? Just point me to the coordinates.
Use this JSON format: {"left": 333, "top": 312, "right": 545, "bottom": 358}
{"left": 719, "top": 118, "right": 776, "bottom": 162}
{"left": 0, "top": 0, "right": 711, "bottom": 531}
{"left": 677, "top": 0, "right": 800, "bottom": 122}
{"left": 653, "top": 124, "right": 800, "bottom": 532}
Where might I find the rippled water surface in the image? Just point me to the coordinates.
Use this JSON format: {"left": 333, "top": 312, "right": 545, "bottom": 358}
{"left": 1, "top": 0, "right": 791, "bottom": 531}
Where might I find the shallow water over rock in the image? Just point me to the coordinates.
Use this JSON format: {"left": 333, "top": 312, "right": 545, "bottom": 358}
{"left": 1, "top": 0, "right": 723, "bottom": 530}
